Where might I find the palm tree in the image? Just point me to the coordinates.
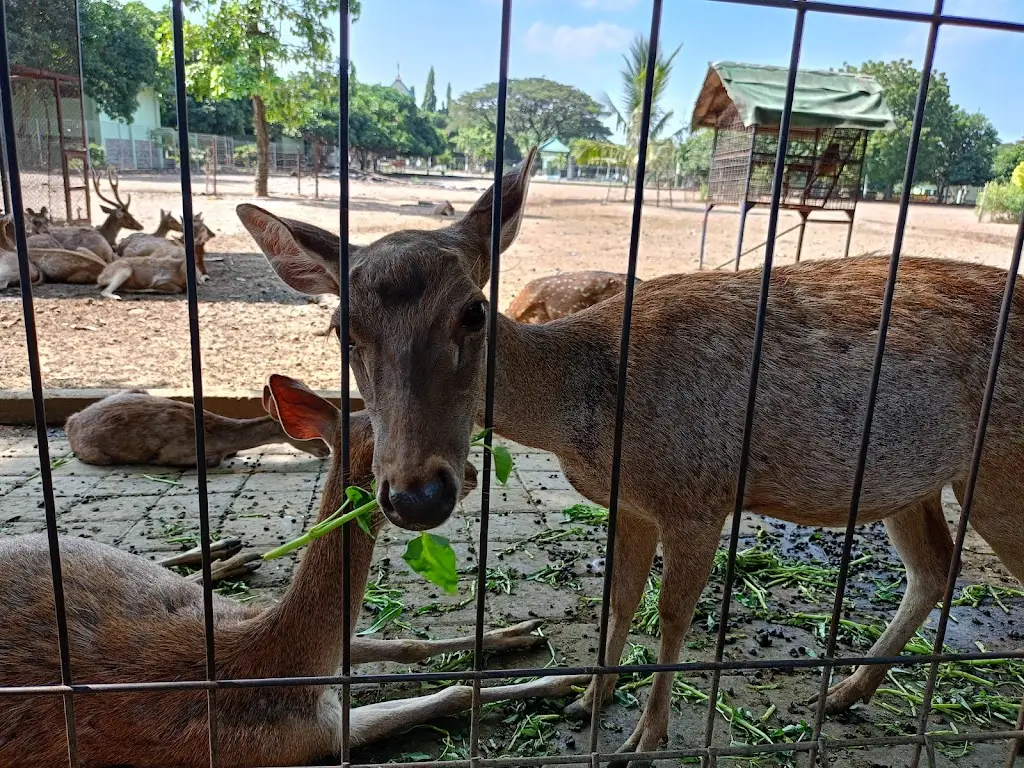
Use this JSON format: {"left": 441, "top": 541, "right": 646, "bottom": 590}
{"left": 572, "top": 35, "right": 682, "bottom": 196}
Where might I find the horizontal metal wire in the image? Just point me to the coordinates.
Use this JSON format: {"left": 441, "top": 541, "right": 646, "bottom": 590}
{"left": 2, "top": 646, "right": 1023, "bottom": 698}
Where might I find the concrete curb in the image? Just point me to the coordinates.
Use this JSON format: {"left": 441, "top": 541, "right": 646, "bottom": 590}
{"left": 0, "top": 388, "right": 365, "bottom": 426}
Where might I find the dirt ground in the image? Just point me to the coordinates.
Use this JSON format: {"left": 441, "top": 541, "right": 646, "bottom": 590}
{"left": 0, "top": 172, "right": 1020, "bottom": 391}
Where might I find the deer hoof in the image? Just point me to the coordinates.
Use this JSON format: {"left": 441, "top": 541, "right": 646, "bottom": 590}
{"left": 102, "top": 292, "right": 122, "bottom": 301}
{"left": 198, "top": 273, "right": 211, "bottom": 284}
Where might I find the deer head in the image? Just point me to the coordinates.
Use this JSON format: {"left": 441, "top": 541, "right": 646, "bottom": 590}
{"left": 24, "top": 207, "right": 51, "bottom": 234}
{"left": 92, "top": 168, "right": 144, "bottom": 231}
{"left": 238, "top": 147, "right": 536, "bottom": 531}
{"left": 160, "top": 209, "right": 185, "bottom": 234}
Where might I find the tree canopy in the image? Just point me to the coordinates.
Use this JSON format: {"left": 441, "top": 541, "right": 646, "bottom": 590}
{"left": 422, "top": 67, "right": 437, "bottom": 113}
{"left": 349, "top": 81, "right": 445, "bottom": 170}
{"left": 450, "top": 77, "right": 610, "bottom": 157}
{"left": 993, "top": 143, "right": 1024, "bottom": 183}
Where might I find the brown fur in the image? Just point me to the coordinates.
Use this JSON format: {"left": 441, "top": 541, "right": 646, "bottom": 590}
{"left": 239, "top": 147, "right": 1024, "bottom": 757}
{"left": 1, "top": 374, "right": 578, "bottom": 767}
{"left": 115, "top": 209, "right": 185, "bottom": 259}
{"left": 506, "top": 271, "right": 639, "bottom": 324}
{"left": 65, "top": 390, "right": 330, "bottom": 466}
{"left": 0, "top": 249, "right": 42, "bottom": 288}
{"left": 0, "top": 217, "right": 107, "bottom": 284}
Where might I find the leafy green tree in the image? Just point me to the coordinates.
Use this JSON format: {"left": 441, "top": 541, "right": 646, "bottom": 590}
{"left": 443, "top": 82, "right": 452, "bottom": 115}
{"left": 158, "top": 0, "right": 360, "bottom": 196}
{"left": 6, "top": 0, "right": 158, "bottom": 123}
{"left": 677, "top": 129, "right": 713, "bottom": 185}
{"left": 934, "top": 109, "right": 998, "bottom": 199}
{"left": 993, "top": 142, "right": 1024, "bottom": 183}
{"left": 842, "top": 59, "right": 954, "bottom": 198}
{"left": 349, "top": 82, "right": 444, "bottom": 170}
{"left": 450, "top": 77, "right": 610, "bottom": 156}
{"left": 422, "top": 66, "right": 437, "bottom": 112}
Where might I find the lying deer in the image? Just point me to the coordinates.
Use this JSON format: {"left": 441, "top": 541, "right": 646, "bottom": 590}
{"left": 239, "top": 146, "right": 1024, "bottom": 761}
{"left": 0, "top": 216, "right": 108, "bottom": 284}
{"left": 66, "top": 388, "right": 330, "bottom": 466}
{"left": 97, "top": 221, "right": 215, "bottom": 298}
{"left": 506, "top": 271, "right": 641, "bottom": 324}
{"left": 1, "top": 373, "right": 579, "bottom": 768}
{"left": 28, "top": 169, "right": 144, "bottom": 262}
{"left": 115, "top": 209, "right": 185, "bottom": 258}
{"left": 24, "top": 206, "right": 53, "bottom": 233}
{"left": 0, "top": 250, "right": 41, "bottom": 289}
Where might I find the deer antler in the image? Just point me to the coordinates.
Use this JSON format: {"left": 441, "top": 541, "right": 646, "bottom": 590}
{"left": 91, "top": 169, "right": 118, "bottom": 207}
{"left": 107, "top": 167, "right": 131, "bottom": 209}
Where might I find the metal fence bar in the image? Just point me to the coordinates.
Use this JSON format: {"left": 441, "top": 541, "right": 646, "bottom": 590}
{"left": 702, "top": 4, "right": 805, "bottom": 758}
{"left": 169, "top": 0, "right": 219, "bottom": 763}
{"left": 909, "top": 166, "right": 1024, "bottom": 768}
{"left": 471, "top": 0, "right": 512, "bottom": 762}
{"left": 338, "top": 3, "right": 353, "bottom": 766}
{"left": 0, "top": 3, "right": 80, "bottom": 765}
{"left": 807, "top": 4, "right": 943, "bottom": 762}
{"left": 588, "top": 0, "right": 662, "bottom": 758}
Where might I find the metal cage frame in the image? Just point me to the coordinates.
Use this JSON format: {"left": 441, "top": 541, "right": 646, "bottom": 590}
{"left": 2, "top": 0, "right": 1024, "bottom": 767}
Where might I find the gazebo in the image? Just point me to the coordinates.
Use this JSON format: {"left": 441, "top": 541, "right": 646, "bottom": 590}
{"left": 691, "top": 61, "right": 895, "bottom": 269}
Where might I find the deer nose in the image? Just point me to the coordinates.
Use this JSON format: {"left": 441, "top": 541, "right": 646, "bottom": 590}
{"left": 379, "top": 470, "right": 458, "bottom": 531}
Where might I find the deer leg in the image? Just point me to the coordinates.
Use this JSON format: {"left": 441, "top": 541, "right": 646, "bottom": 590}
{"left": 99, "top": 264, "right": 132, "bottom": 299}
{"left": 613, "top": 514, "right": 723, "bottom": 763}
{"left": 349, "top": 674, "right": 588, "bottom": 748}
{"left": 815, "top": 491, "right": 951, "bottom": 713}
{"left": 349, "top": 619, "right": 546, "bottom": 664}
{"left": 565, "top": 510, "right": 659, "bottom": 719}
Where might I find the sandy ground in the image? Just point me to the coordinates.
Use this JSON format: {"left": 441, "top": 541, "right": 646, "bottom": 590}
{"left": 1, "top": 427, "right": 1021, "bottom": 767}
{"left": 0, "top": 172, "right": 1020, "bottom": 391}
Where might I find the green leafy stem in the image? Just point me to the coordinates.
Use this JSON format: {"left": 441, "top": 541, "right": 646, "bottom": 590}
{"left": 263, "top": 429, "right": 513, "bottom": 595}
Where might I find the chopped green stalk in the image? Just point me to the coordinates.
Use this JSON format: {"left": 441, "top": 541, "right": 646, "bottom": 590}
{"left": 262, "top": 498, "right": 377, "bottom": 560}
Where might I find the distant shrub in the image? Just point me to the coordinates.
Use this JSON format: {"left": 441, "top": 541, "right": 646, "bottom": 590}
{"left": 234, "top": 144, "right": 258, "bottom": 167}
{"left": 89, "top": 143, "right": 106, "bottom": 169}
{"left": 1012, "top": 161, "right": 1024, "bottom": 191}
{"left": 978, "top": 180, "right": 1024, "bottom": 223}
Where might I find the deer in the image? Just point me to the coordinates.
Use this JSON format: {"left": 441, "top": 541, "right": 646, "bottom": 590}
{"left": 65, "top": 388, "right": 331, "bottom": 467}
{"left": 0, "top": 250, "right": 41, "bottom": 289}
{"left": 97, "top": 220, "right": 215, "bottom": 299}
{"left": 27, "top": 169, "right": 144, "bottom": 262}
{"left": 24, "top": 206, "right": 53, "bottom": 233}
{"left": 116, "top": 213, "right": 216, "bottom": 279}
{"left": 506, "top": 271, "right": 641, "bottom": 324}
{"left": 115, "top": 209, "right": 185, "bottom": 258}
{"left": 0, "top": 215, "right": 108, "bottom": 284}
{"left": 238, "top": 145, "right": 1024, "bottom": 763}
{"left": 1, "top": 373, "right": 583, "bottom": 768}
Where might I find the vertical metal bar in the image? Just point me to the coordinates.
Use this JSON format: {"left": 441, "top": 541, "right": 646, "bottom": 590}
{"left": 910, "top": 162, "right": 1024, "bottom": 768}
{"left": 842, "top": 210, "right": 855, "bottom": 258}
{"left": 588, "top": 0, "right": 663, "bottom": 757}
{"left": 0, "top": 4, "right": 80, "bottom": 765}
{"left": 53, "top": 77, "right": 72, "bottom": 223}
{"left": 169, "top": 0, "right": 219, "bottom": 763}
{"left": 701, "top": 6, "right": 805, "bottom": 758}
{"left": 338, "top": 4, "right": 353, "bottom": 766}
{"left": 808, "top": 3, "right": 944, "bottom": 763}
{"left": 733, "top": 128, "right": 758, "bottom": 271}
{"left": 470, "top": 0, "right": 512, "bottom": 762}
{"left": 795, "top": 210, "right": 808, "bottom": 263}
{"left": 698, "top": 128, "right": 720, "bottom": 270}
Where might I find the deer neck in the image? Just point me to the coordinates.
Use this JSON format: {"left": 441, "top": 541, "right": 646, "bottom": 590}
{"left": 206, "top": 415, "right": 289, "bottom": 454}
{"left": 481, "top": 314, "right": 587, "bottom": 454}
{"left": 234, "top": 421, "right": 376, "bottom": 676}
{"left": 153, "top": 221, "right": 172, "bottom": 238}
{"left": 96, "top": 215, "right": 122, "bottom": 245}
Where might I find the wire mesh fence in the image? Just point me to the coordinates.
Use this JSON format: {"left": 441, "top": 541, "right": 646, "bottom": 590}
{"left": 2, "top": 1, "right": 1024, "bottom": 768}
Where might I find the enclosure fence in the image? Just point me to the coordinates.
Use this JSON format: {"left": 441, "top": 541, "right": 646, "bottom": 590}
{"left": 2, "top": 0, "right": 1024, "bottom": 767}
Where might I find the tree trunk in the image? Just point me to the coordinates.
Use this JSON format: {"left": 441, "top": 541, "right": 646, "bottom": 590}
{"left": 253, "top": 94, "right": 270, "bottom": 198}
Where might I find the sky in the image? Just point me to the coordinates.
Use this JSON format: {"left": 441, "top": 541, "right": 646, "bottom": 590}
{"left": 156, "top": 0, "right": 1024, "bottom": 143}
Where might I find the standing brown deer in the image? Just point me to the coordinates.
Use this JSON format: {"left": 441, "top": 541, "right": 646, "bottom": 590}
{"left": 30, "top": 169, "right": 144, "bottom": 262}
{"left": 65, "top": 389, "right": 330, "bottom": 466}
{"left": 1, "top": 373, "right": 579, "bottom": 768}
{"left": 239, "top": 147, "right": 1024, "bottom": 761}
{"left": 115, "top": 209, "right": 185, "bottom": 258}
{"left": 506, "top": 271, "right": 640, "bottom": 324}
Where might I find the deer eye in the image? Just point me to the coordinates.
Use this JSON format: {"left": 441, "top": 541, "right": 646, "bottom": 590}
{"left": 462, "top": 301, "right": 487, "bottom": 332}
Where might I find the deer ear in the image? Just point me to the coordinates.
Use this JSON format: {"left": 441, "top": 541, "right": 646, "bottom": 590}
{"left": 100, "top": 204, "right": 115, "bottom": 214}
{"left": 455, "top": 146, "right": 536, "bottom": 287}
{"left": 261, "top": 383, "right": 281, "bottom": 421}
{"left": 237, "top": 204, "right": 361, "bottom": 296}
{"left": 26, "top": 208, "right": 36, "bottom": 216}
{"left": 267, "top": 373, "right": 338, "bottom": 444}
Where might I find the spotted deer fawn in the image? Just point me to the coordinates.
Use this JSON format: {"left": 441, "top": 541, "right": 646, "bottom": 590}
{"left": 65, "top": 389, "right": 330, "bottom": 466}
{"left": 240, "top": 146, "right": 1024, "bottom": 761}
{"left": 506, "top": 271, "right": 640, "bottom": 324}
{"left": 1, "top": 373, "right": 578, "bottom": 768}
{"left": 115, "top": 209, "right": 185, "bottom": 258}
{"left": 27, "top": 169, "right": 143, "bottom": 262}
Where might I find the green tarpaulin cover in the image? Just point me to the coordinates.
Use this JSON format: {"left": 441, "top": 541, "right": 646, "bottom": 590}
{"left": 691, "top": 61, "right": 896, "bottom": 132}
